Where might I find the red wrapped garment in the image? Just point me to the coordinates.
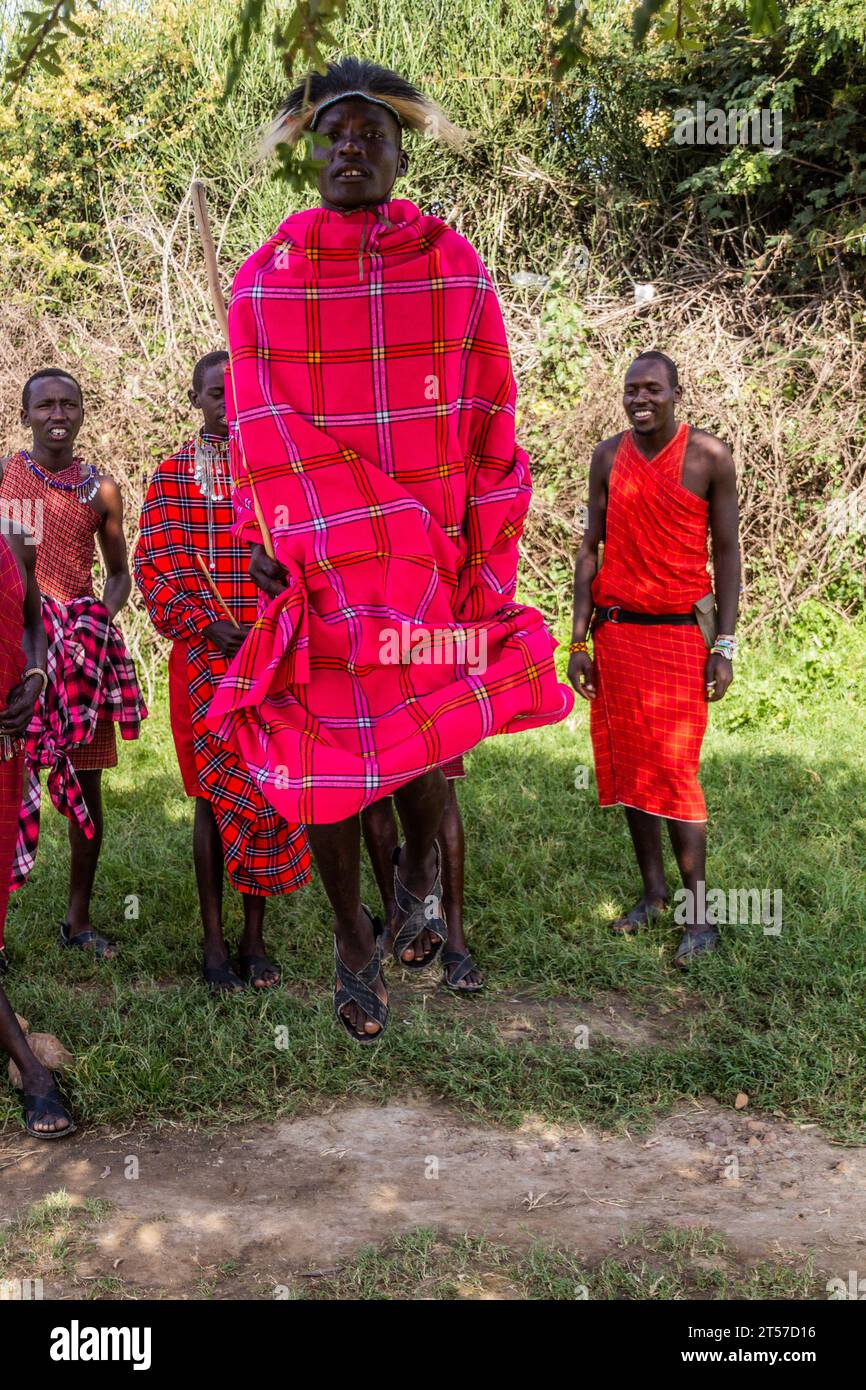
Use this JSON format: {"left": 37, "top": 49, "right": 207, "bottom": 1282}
{"left": 590, "top": 423, "right": 712, "bottom": 822}
{"left": 0, "top": 449, "right": 117, "bottom": 769}
{"left": 168, "top": 641, "right": 201, "bottom": 797}
{"left": 208, "top": 198, "right": 573, "bottom": 825}
{"left": 134, "top": 438, "right": 311, "bottom": 896}
{"left": 0, "top": 537, "right": 25, "bottom": 947}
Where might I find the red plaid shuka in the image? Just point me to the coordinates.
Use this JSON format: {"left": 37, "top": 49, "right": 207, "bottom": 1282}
{"left": 590, "top": 423, "right": 712, "bottom": 822}
{"left": 0, "top": 537, "right": 25, "bottom": 944}
{"left": 11, "top": 596, "right": 147, "bottom": 889}
{"left": 207, "top": 198, "right": 573, "bottom": 824}
{"left": 133, "top": 437, "right": 311, "bottom": 895}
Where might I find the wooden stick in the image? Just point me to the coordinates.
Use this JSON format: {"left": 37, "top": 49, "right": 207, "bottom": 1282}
{"left": 195, "top": 553, "right": 240, "bottom": 629}
{"left": 190, "top": 179, "right": 276, "bottom": 561}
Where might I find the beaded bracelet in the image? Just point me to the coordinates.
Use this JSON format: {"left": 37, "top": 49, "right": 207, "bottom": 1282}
{"left": 22, "top": 667, "right": 48, "bottom": 695}
{"left": 711, "top": 639, "right": 737, "bottom": 660}
{"left": 568, "top": 640, "right": 589, "bottom": 655}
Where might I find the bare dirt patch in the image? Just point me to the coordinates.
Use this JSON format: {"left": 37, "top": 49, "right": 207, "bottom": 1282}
{"left": 1, "top": 1098, "right": 862, "bottom": 1299}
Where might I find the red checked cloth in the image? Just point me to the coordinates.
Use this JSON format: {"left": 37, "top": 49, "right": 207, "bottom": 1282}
{"left": 207, "top": 198, "right": 573, "bottom": 824}
{"left": 134, "top": 440, "right": 311, "bottom": 895}
{"left": 0, "top": 537, "right": 25, "bottom": 944}
{"left": 11, "top": 596, "right": 147, "bottom": 889}
{"left": 590, "top": 423, "right": 712, "bottom": 822}
{"left": 0, "top": 451, "right": 98, "bottom": 603}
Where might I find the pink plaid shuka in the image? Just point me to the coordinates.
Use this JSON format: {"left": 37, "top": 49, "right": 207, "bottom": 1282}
{"left": 207, "top": 198, "right": 574, "bottom": 824}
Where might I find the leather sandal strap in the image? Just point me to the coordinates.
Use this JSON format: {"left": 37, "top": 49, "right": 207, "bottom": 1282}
{"left": 392, "top": 841, "right": 447, "bottom": 954}
{"left": 334, "top": 944, "right": 388, "bottom": 1028}
{"left": 441, "top": 949, "right": 478, "bottom": 985}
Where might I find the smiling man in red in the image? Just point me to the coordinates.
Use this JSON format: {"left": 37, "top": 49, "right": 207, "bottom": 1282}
{"left": 569, "top": 353, "right": 741, "bottom": 967}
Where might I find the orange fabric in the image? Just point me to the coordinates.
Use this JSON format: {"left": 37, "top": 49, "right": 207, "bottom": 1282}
{"left": 590, "top": 425, "right": 711, "bottom": 822}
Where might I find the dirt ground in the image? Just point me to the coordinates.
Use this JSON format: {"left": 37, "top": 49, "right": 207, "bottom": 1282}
{"left": 1, "top": 988, "right": 863, "bottom": 1299}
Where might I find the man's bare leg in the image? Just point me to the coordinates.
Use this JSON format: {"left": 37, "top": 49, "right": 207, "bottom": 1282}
{"left": 65, "top": 769, "right": 117, "bottom": 956}
{"left": 667, "top": 818, "right": 718, "bottom": 963}
{"left": 362, "top": 781, "right": 482, "bottom": 985}
{"left": 193, "top": 797, "right": 241, "bottom": 990}
{"left": 238, "top": 892, "right": 279, "bottom": 989}
{"left": 361, "top": 796, "right": 398, "bottom": 941}
{"left": 436, "top": 781, "right": 483, "bottom": 987}
{"left": 0, "top": 985, "right": 72, "bottom": 1134}
{"left": 610, "top": 806, "right": 670, "bottom": 932}
{"left": 313, "top": 768, "right": 447, "bottom": 1035}
{"left": 392, "top": 766, "right": 449, "bottom": 965}
{"left": 309, "top": 813, "right": 385, "bottom": 1037}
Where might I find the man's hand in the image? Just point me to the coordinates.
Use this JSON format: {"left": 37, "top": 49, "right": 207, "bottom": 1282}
{"left": 0, "top": 674, "right": 41, "bottom": 740}
{"left": 568, "top": 651, "right": 597, "bottom": 701}
{"left": 204, "top": 621, "right": 251, "bottom": 659}
{"left": 249, "top": 543, "right": 288, "bottom": 597}
{"left": 705, "top": 652, "right": 733, "bottom": 702}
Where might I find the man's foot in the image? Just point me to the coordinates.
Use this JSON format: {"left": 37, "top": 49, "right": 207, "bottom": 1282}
{"left": 674, "top": 927, "right": 720, "bottom": 969}
{"left": 334, "top": 906, "right": 388, "bottom": 1039}
{"left": 18, "top": 1064, "right": 75, "bottom": 1138}
{"left": 392, "top": 843, "right": 446, "bottom": 968}
{"left": 609, "top": 893, "right": 670, "bottom": 936}
{"left": 442, "top": 949, "right": 485, "bottom": 992}
{"left": 236, "top": 952, "right": 282, "bottom": 990}
{"left": 59, "top": 921, "right": 118, "bottom": 959}
{"left": 440, "top": 921, "right": 484, "bottom": 990}
{"left": 203, "top": 939, "right": 244, "bottom": 994}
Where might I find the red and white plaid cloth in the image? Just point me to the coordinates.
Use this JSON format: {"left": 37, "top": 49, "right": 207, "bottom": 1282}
{"left": 207, "top": 198, "right": 573, "bottom": 824}
{"left": 590, "top": 423, "right": 712, "bottom": 822}
{"left": 134, "top": 439, "right": 311, "bottom": 895}
{"left": 11, "top": 595, "right": 147, "bottom": 890}
{"left": 0, "top": 536, "right": 25, "bottom": 944}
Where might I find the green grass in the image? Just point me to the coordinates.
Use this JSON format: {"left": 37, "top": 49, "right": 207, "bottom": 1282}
{"left": 293, "top": 1226, "right": 821, "bottom": 1301}
{"left": 1, "top": 613, "right": 865, "bottom": 1140}
{"left": 0, "top": 1191, "right": 113, "bottom": 1293}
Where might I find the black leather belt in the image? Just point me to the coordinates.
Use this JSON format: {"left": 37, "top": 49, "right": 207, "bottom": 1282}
{"left": 592, "top": 605, "right": 697, "bottom": 629}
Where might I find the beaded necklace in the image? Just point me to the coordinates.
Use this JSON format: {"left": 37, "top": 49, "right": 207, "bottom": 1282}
{"left": 191, "top": 430, "right": 231, "bottom": 573}
{"left": 23, "top": 450, "right": 100, "bottom": 504}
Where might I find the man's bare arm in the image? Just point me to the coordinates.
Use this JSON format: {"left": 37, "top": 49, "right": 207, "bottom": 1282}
{"left": 707, "top": 441, "right": 740, "bottom": 637}
{"left": 0, "top": 530, "right": 47, "bottom": 738}
{"left": 568, "top": 438, "right": 616, "bottom": 700}
{"left": 95, "top": 477, "right": 132, "bottom": 619}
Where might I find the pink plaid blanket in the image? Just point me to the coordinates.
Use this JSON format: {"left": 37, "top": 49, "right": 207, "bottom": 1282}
{"left": 208, "top": 197, "right": 573, "bottom": 823}
{"left": 12, "top": 595, "right": 147, "bottom": 889}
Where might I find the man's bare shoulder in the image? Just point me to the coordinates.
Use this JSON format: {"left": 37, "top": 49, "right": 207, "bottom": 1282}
{"left": 591, "top": 432, "right": 625, "bottom": 471}
{"left": 2, "top": 522, "right": 35, "bottom": 568}
{"left": 689, "top": 428, "right": 733, "bottom": 468}
{"left": 94, "top": 472, "right": 122, "bottom": 505}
